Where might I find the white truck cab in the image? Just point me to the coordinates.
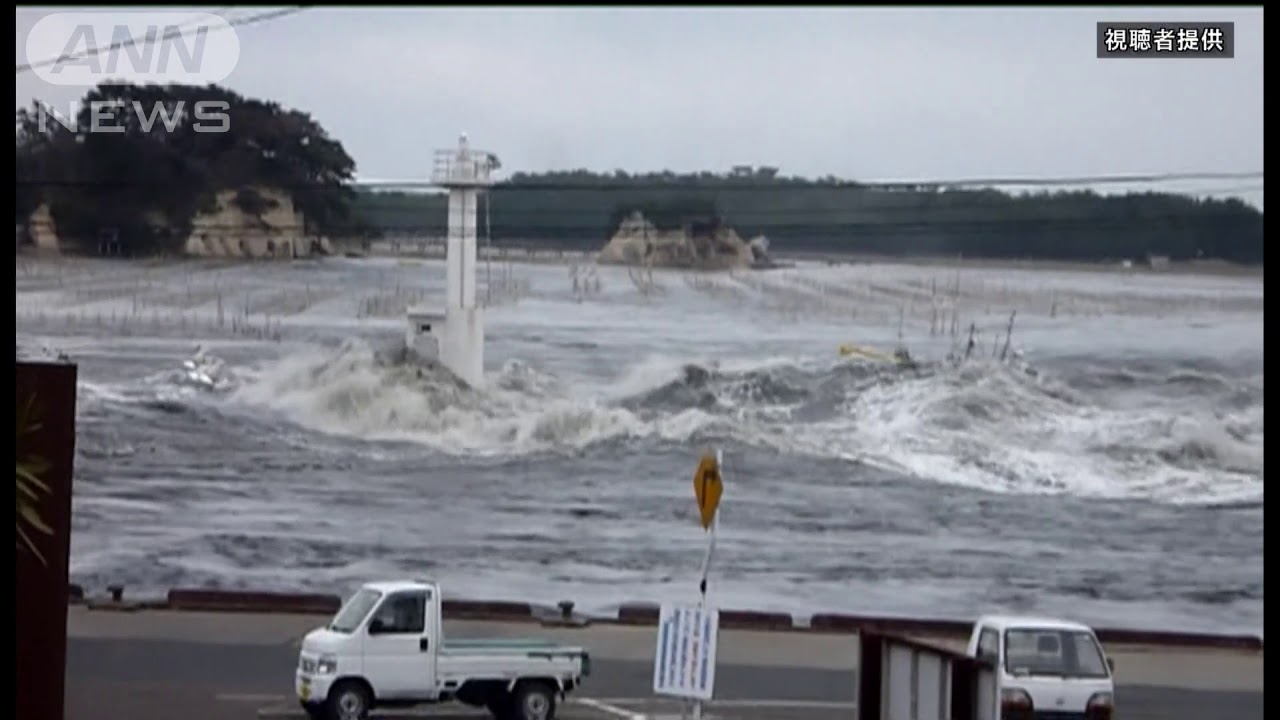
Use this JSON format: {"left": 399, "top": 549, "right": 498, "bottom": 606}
{"left": 295, "top": 580, "right": 590, "bottom": 720}
{"left": 966, "top": 614, "right": 1115, "bottom": 720}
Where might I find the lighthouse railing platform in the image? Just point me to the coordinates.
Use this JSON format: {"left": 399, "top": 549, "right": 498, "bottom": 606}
{"left": 431, "top": 149, "right": 497, "bottom": 187}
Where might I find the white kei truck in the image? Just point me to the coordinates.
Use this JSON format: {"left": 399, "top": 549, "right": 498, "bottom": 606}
{"left": 966, "top": 614, "right": 1116, "bottom": 720}
{"left": 295, "top": 580, "right": 591, "bottom": 720}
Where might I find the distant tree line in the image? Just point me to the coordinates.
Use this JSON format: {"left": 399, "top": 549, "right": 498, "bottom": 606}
{"left": 15, "top": 82, "right": 370, "bottom": 255}
{"left": 355, "top": 170, "right": 1264, "bottom": 264}
{"left": 15, "top": 87, "right": 1262, "bottom": 265}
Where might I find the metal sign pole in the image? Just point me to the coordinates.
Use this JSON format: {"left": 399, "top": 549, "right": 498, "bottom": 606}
{"left": 690, "top": 448, "right": 723, "bottom": 720}
{"left": 697, "top": 510, "right": 717, "bottom": 605}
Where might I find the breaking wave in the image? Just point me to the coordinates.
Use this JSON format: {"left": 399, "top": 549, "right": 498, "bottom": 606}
{"left": 206, "top": 339, "right": 1264, "bottom": 506}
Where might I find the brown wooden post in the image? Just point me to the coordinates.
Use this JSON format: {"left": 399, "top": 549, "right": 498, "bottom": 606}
{"left": 857, "top": 631, "right": 884, "bottom": 720}
{"left": 950, "top": 656, "right": 978, "bottom": 720}
{"left": 16, "top": 360, "right": 78, "bottom": 720}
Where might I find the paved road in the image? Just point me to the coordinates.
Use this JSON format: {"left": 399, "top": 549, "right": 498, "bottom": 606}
{"left": 66, "top": 637, "right": 1262, "bottom": 720}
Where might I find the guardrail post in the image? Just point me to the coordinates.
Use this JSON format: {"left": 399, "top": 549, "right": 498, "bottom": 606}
{"left": 909, "top": 647, "right": 919, "bottom": 720}
{"left": 857, "top": 632, "right": 883, "bottom": 720}
{"left": 950, "top": 657, "right": 978, "bottom": 720}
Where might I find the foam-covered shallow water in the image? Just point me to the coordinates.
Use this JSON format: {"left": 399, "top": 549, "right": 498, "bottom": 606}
{"left": 16, "top": 257, "right": 1264, "bottom": 635}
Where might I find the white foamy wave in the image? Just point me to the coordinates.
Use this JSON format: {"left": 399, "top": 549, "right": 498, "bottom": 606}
{"left": 79, "top": 381, "right": 131, "bottom": 407}
{"left": 598, "top": 351, "right": 823, "bottom": 402}
{"left": 226, "top": 339, "right": 1261, "bottom": 505}
{"left": 231, "top": 340, "right": 745, "bottom": 456}
{"left": 807, "top": 360, "right": 1263, "bottom": 505}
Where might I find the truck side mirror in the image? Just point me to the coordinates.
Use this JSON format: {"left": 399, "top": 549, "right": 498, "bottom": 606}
{"left": 1107, "top": 656, "right": 1115, "bottom": 672}
{"left": 368, "top": 619, "right": 387, "bottom": 635}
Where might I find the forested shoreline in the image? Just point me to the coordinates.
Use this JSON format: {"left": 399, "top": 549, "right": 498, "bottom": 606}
{"left": 16, "top": 84, "right": 1262, "bottom": 264}
{"left": 355, "top": 172, "right": 1263, "bottom": 264}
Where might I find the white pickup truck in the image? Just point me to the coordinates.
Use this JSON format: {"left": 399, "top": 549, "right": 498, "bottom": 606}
{"left": 966, "top": 614, "right": 1116, "bottom": 720}
{"left": 295, "top": 580, "right": 590, "bottom": 720}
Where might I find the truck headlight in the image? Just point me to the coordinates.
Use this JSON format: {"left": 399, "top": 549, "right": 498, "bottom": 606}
{"left": 1000, "top": 687, "right": 1033, "bottom": 710}
{"left": 1087, "top": 691, "right": 1113, "bottom": 708}
{"left": 316, "top": 654, "right": 338, "bottom": 675}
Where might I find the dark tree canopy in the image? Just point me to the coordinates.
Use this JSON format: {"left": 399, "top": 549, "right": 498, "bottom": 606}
{"left": 15, "top": 82, "right": 365, "bottom": 254}
{"left": 355, "top": 170, "right": 1264, "bottom": 265}
{"left": 16, "top": 89, "right": 1262, "bottom": 265}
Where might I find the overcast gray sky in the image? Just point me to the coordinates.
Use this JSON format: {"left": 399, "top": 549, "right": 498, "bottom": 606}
{"left": 15, "top": 6, "right": 1265, "bottom": 207}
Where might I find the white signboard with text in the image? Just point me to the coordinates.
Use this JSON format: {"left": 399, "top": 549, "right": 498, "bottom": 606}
{"left": 652, "top": 603, "right": 720, "bottom": 701}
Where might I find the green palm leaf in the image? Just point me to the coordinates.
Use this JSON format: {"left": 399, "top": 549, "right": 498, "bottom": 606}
{"left": 16, "top": 392, "right": 53, "bottom": 566}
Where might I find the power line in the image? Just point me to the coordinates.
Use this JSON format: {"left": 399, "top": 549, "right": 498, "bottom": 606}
{"left": 16, "top": 173, "right": 1264, "bottom": 195}
{"left": 883, "top": 170, "right": 1263, "bottom": 187}
{"left": 16, "top": 7, "right": 307, "bottom": 75}
{"left": 344, "top": 170, "right": 1264, "bottom": 192}
{"left": 16, "top": 213, "right": 1261, "bottom": 234}
{"left": 16, "top": 186, "right": 1260, "bottom": 224}
{"left": 342, "top": 203, "right": 1260, "bottom": 221}
{"left": 1184, "top": 183, "right": 1264, "bottom": 195}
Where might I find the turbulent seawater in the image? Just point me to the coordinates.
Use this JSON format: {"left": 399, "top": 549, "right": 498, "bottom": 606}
{"left": 15, "top": 256, "right": 1264, "bottom": 635}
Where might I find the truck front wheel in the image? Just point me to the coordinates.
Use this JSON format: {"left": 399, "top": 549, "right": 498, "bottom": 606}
{"left": 512, "top": 681, "right": 557, "bottom": 720}
{"left": 325, "top": 679, "right": 372, "bottom": 720}
{"left": 487, "top": 696, "right": 514, "bottom": 719}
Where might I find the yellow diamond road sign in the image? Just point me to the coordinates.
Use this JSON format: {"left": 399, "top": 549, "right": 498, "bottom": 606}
{"left": 693, "top": 454, "right": 723, "bottom": 530}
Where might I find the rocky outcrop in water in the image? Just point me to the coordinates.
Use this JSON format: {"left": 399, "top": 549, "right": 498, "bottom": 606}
{"left": 17, "top": 185, "right": 333, "bottom": 260}
{"left": 21, "top": 203, "right": 60, "bottom": 252}
{"left": 182, "top": 187, "right": 333, "bottom": 259}
{"left": 597, "top": 212, "right": 772, "bottom": 270}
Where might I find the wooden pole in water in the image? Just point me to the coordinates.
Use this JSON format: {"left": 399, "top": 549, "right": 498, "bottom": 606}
{"left": 1001, "top": 310, "right": 1017, "bottom": 361}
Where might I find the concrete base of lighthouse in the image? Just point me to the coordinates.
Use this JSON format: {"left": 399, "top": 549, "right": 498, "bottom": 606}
{"left": 406, "top": 304, "right": 485, "bottom": 389}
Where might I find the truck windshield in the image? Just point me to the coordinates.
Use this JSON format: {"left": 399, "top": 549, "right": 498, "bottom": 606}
{"left": 1004, "top": 628, "right": 1110, "bottom": 679}
{"left": 329, "top": 589, "right": 382, "bottom": 634}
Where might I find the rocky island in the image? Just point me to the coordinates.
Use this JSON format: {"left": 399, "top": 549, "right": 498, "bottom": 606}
{"left": 597, "top": 211, "right": 775, "bottom": 270}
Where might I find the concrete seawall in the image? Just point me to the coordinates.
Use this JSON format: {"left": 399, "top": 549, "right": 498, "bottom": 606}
{"left": 71, "top": 584, "right": 1263, "bottom": 653}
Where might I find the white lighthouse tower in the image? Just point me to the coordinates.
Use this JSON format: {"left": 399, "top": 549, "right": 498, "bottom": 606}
{"left": 405, "top": 133, "right": 498, "bottom": 388}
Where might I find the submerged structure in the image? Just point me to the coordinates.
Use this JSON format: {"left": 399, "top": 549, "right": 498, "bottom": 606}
{"left": 405, "top": 134, "right": 499, "bottom": 388}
